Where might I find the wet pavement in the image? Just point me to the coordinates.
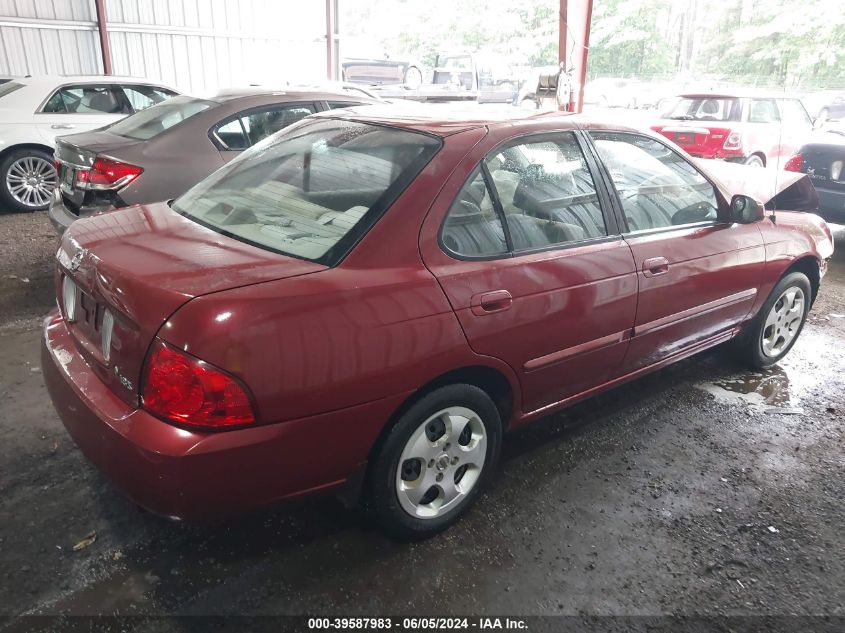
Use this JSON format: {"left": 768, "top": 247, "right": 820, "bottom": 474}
{"left": 0, "top": 210, "right": 843, "bottom": 627}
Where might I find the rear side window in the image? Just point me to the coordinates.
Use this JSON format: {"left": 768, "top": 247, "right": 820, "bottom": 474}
{"left": 590, "top": 131, "right": 719, "bottom": 231}
{"left": 441, "top": 133, "right": 608, "bottom": 259}
{"left": 213, "top": 104, "right": 316, "bottom": 150}
{"left": 0, "top": 81, "right": 23, "bottom": 100}
{"left": 42, "top": 85, "right": 125, "bottom": 114}
{"left": 173, "top": 119, "right": 441, "bottom": 265}
{"left": 486, "top": 134, "right": 607, "bottom": 250}
{"left": 441, "top": 168, "right": 508, "bottom": 258}
{"left": 120, "top": 85, "right": 176, "bottom": 112}
{"left": 106, "top": 96, "right": 215, "bottom": 140}
{"left": 749, "top": 99, "right": 781, "bottom": 123}
{"left": 327, "top": 101, "right": 364, "bottom": 109}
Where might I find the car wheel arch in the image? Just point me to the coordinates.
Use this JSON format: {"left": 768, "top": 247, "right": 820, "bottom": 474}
{"left": 0, "top": 142, "right": 55, "bottom": 164}
{"left": 365, "top": 363, "right": 517, "bottom": 469}
{"left": 785, "top": 255, "right": 821, "bottom": 303}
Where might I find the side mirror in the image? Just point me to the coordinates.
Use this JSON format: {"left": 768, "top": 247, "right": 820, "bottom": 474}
{"left": 730, "top": 194, "right": 766, "bottom": 224}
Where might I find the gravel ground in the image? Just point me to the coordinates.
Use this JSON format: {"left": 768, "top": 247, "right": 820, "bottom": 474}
{"left": 0, "top": 208, "right": 842, "bottom": 630}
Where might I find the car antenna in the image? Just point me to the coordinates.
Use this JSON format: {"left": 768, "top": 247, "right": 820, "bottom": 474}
{"left": 770, "top": 100, "right": 785, "bottom": 224}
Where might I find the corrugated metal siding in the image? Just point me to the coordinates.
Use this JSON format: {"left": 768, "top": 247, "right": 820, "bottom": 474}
{"left": 0, "top": 0, "right": 328, "bottom": 93}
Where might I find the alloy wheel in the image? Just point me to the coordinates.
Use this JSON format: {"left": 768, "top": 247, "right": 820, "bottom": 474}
{"left": 395, "top": 406, "right": 487, "bottom": 519}
{"left": 761, "top": 286, "right": 805, "bottom": 357}
{"left": 5, "top": 156, "right": 58, "bottom": 208}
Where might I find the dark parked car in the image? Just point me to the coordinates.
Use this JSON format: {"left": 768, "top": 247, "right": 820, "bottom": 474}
{"left": 43, "top": 108, "right": 833, "bottom": 539}
{"left": 785, "top": 123, "right": 845, "bottom": 224}
{"left": 652, "top": 92, "right": 814, "bottom": 167}
{"left": 49, "top": 89, "right": 375, "bottom": 233}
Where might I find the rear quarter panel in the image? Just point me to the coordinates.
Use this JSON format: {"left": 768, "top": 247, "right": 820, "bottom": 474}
{"left": 158, "top": 126, "right": 519, "bottom": 433}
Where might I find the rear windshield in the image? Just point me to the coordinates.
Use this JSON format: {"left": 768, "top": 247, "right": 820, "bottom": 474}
{"left": 0, "top": 81, "right": 23, "bottom": 100}
{"left": 172, "top": 118, "right": 441, "bottom": 265}
{"left": 662, "top": 97, "right": 742, "bottom": 122}
{"left": 106, "top": 96, "right": 216, "bottom": 140}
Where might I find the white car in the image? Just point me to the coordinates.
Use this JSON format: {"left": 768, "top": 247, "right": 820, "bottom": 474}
{"left": 0, "top": 75, "right": 177, "bottom": 212}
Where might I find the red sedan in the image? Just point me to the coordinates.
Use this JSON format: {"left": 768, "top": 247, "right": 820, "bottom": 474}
{"left": 43, "top": 107, "right": 834, "bottom": 539}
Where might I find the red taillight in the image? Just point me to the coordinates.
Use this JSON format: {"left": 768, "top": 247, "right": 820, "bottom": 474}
{"left": 141, "top": 339, "right": 255, "bottom": 429}
{"left": 783, "top": 154, "right": 804, "bottom": 172}
{"left": 77, "top": 156, "right": 143, "bottom": 190}
{"left": 723, "top": 130, "right": 743, "bottom": 151}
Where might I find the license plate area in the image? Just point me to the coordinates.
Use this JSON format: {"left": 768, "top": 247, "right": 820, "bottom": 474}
{"left": 60, "top": 165, "right": 75, "bottom": 192}
{"left": 674, "top": 132, "right": 694, "bottom": 145}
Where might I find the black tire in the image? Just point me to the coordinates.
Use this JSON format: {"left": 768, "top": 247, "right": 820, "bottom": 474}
{"left": 518, "top": 96, "right": 540, "bottom": 110}
{"left": 366, "top": 384, "right": 503, "bottom": 541}
{"left": 744, "top": 154, "right": 765, "bottom": 168}
{"left": 734, "top": 272, "right": 812, "bottom": 368}
{"left": 0, "top": 147, "right": 57, "bottom": 213}
{"left": 403, "top": 66, "right": 423, "bottom": 88}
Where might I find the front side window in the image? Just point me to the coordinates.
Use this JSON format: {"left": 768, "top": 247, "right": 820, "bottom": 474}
{"left": 120, "top": 85, "right": 175, "bottom": 112}
{"left": 778, "top": 99, "right": 812, "bottom": 128}
{"left": 106, "top": 96, "right": 216, "bottom": 140}
{"left": 590, "top": 132, "right": 719, "bottom": 231}
{"left": 485, "top": 133, "right": 608, "bottom": 251}
{"left": 42, "top": 85, "right": 124, "bottom": 114}
{"left": 173, "top": 119, "right": 441, "bottom": 265}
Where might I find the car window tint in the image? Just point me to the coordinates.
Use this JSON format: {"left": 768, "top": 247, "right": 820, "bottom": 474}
{"left": 485, "top": 133, "right": 607, "bottom": 250}
{"left": 779, "top": 99, "right": 812, "bottom": 127}
{"left": 42, "top": 85, "right": 125, "bottom": 114}
{"left": 0, "top": 81, "right": 23, "bottom": 100}
{"left": 749, "top": 99, "right": 780, "bottom": 123}
{"left": 214, "top": 119, "right": 249, "bottom": 150}
{"left": 327, "top": 101, "right": 364, "bottom": 109}
{"left": 108, "top": 96, "right": 215, "bottom": 140}
{"left": 441, "top": 168, "right": 507, "bottom": 258}
{"left": 241, "top": 105, "right": 315, "bottom": 145}
{"left": 661, "top": 97, "right": 742, "bottom": 122}
{"left": 590, "top": 132, "right": 719, "bottom": 231}
{"left": 121, "top": 85, "right": 175, "bottom": 112}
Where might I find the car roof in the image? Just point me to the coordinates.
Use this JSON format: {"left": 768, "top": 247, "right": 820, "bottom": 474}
{"left": 678, "top": 91, "right": 802, "bottom": 100}
{"left": 311, "top": 104, "right": 643, "bottom": 137}
{"left": 14, "top": 74, "right": 175, "bottom": 88}
{"left": 208, "top": 88, "right": 378, "bottom": 104}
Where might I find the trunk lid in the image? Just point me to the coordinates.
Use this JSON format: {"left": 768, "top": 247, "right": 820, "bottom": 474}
{"left": 801, "top": 133, "right": 845, "bottom": 193}
{"left": 54, "top": 132, "right": 144, "bottom": 211}
{"left": 652, "top": 121, "right": 734, "bottom": 157}
{"left": 56, "top": 201, "right": 326, "bottom": 406}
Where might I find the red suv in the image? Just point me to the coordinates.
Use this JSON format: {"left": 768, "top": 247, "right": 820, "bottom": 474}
{"left": 652, "top": 93, "right": 814, "bottom": 168}
{"left": 43, "top": 108, "right": 833, "bottom": 539}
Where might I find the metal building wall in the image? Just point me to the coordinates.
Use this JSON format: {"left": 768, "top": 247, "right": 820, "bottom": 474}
{"left": 0, "top": 0, "right": 103, "bottom": 76}
{"left": 0, "top": 0, "right": 328, "bottom": 94}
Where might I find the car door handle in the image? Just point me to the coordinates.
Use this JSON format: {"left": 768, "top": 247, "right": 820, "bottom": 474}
{"left": 51, "top": 124, "right": 75, "bottom": 130}
{"left": 642, "top": 256, "right": 669, "bottom": 277}
{"left": 470, "top": 290, "right": 513, "bottom": 315}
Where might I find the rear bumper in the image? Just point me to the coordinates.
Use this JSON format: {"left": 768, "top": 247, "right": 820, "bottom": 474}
{"left": 816, "top": 187, "right": 845, "bottom": 224}
{"left": 42, "top": 311, "right": 408, "bottom": 519}
{"left": 47, "top": 188, "right": 115, "bottom": 235}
